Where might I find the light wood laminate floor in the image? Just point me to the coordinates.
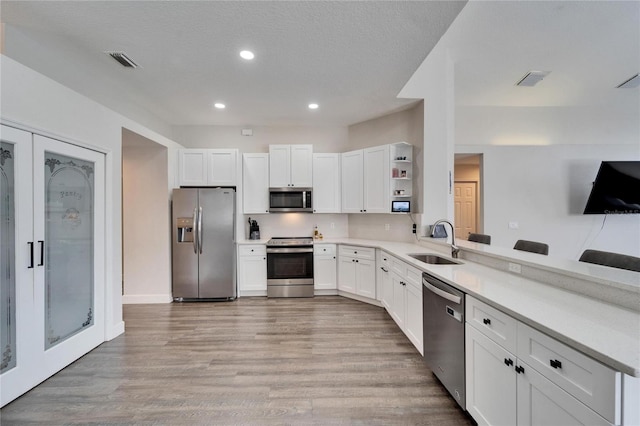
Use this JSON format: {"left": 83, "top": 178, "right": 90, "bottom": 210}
{"left": 1, "top": 296, "right": 474, "bottom": 425}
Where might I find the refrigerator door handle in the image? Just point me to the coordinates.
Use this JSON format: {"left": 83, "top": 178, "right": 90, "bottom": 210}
{"left": 198, "top": 206, "right": 203, "bottom": 254}
{"left": 192, "top": 207, "right": 198, "bottom": 254}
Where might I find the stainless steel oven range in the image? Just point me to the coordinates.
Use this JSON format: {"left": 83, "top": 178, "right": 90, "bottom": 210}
{"left": 266, "top": 237, "right": 314, "bottom": 298}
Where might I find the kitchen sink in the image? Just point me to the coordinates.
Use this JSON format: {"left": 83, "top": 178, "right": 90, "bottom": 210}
{"left": 407, "top": 253, "right": 462, "bottom": 265}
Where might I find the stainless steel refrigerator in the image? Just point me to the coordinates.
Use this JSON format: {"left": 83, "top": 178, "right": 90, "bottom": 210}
{"left": 172, "top": 188, "right": 236, "bottom": 300}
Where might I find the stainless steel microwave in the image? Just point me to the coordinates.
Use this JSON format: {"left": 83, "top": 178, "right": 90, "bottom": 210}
{"left": 269, "top": 187, "right": 313, "bottom": 213}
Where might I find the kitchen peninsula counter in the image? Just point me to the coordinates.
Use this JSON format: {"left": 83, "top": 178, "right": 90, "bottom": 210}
{"left": 320, "top": 237, "right": 640, "bottom": 378}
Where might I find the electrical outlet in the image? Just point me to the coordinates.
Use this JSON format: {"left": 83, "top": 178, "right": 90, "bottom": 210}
{"left": 508, "top": 221, "right": 519, "bottom": 229}
{"left": 508, "top": 262, "right": 522, "bottom": 274}
{"left": 412, "top": 224, "right": 417, "bottom": 234}
{"left": 384, "top": 224, "right": 390, "bottom": 231}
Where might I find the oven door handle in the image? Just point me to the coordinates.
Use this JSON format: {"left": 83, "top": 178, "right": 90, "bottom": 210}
{"left": 266, "top": 247, "right": 314, "bottom": 254}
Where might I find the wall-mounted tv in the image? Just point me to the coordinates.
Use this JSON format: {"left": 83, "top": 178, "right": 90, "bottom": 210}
{"left": 583, "top": 161, "right": 640, "bottom": 214}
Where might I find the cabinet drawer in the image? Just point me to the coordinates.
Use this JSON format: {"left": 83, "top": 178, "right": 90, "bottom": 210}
{"left": 466, "top": 296, "right": 517, "bottom": 354}
{"left": 390, "top": 257, "right": 406, "bottom": 276}
{"left": 517, "top": 323, "right": 620, "bottom": 424}
{"left": 378, "top": 251, "right": 391, "bottom": 267}
{"left": 314, "top": 244, "right": 336, "bottom": 256}
{"left": 238, "top": 245, "right": 266, "bottom": 256}
{"left": 339, "top": 245, "right": 375, "bottom": 260}
{"left": 404, "top": 265, "right": 422, "bottom": 290}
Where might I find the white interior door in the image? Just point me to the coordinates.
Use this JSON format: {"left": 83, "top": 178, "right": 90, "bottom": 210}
{"left": 454, "top": 181, "right": 477, "bottom": 239}
{"left": 32, "top": 135, "right": 106, "bottom": 386}
{"left": 0, "top": 126, "right": 35, "bottom": 406}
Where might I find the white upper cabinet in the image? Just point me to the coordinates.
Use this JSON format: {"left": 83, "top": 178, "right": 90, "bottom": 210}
{"left": 312, "top": 153, "right": 341, "bottom": 213}
{"left": 341, "top": 150, "right": 364, "bottom": 213}
{"left": 341, "top": 145, "right": 390, "bottom": 213}
{"left": 178, "top": 149, "right": 237, "bottom": 187}
{"left": 363, "top": 145, "right": 390, "bottom": 214}
{"left": 269, "top": 144, "right": 312, "bottom": 187}
{"left": 242, "top": 153, "right": 270, "bottom": 214}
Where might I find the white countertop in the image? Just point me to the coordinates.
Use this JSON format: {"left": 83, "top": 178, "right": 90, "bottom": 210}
{"left": 316, "top": 237, "right": 640, "bottom": 377}
{"left": 235, "top": 236, "right": 639, "bottom": 376}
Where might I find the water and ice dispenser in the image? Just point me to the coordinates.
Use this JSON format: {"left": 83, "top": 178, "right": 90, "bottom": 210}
{"left": 176, "top": 217, "right": 194, "bottom": 242}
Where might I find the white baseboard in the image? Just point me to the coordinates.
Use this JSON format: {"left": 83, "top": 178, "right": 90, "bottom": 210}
{"left": 337, "top": 290, "right": 383, "bottom": 307}
{"left": 122, "top": 294, "right": 173, "bottom": 304}
{"left": 106, "top": 320, "right": 125, "bottom": 341}
{"left": 314, "top": 289, "right": 338, "bottom": 296}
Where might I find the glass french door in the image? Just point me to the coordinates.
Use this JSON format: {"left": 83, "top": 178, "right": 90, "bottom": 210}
{"left": 0, "top": 127, "right": 105, "bottom": 407}
{"left": 0, "top": 126, "right": 34, "bottom": 406}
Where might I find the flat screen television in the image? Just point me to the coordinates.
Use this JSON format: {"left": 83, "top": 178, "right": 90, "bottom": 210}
{"left": 583, "top": 161, "right": 640, "bottom": 214}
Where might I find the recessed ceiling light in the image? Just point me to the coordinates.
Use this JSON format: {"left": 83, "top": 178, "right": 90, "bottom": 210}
{"left": 308, "top": 103, "right": 319, "bottom": 110}
{"left": 240, "top": 50, "right": 255, "bottom": 60}
{"left": 214, "top": 103, "right": 226, "bottom": 109}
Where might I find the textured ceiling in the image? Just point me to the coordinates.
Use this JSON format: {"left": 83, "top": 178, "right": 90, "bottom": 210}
{"left": 0, "top": 1, "right": 467, "bottom": 127}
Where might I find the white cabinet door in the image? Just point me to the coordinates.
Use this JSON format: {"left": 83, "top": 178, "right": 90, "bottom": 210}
{"left": 390, "top": 272, "right": 406, "bottom": 330}
{"left": 465, "top": 324, "right": 517, "bottom": 426}
{"left": 269, "top": 145, "right": 313, "bottom": 187}
{"left": 517, "top": 365, "right": 612, "bottom": 426}
{"left": 312, "top": 153, "right": 341, "bottom": 213}
{"left": 290, "top": 145, "right": 313, "bottom": 187}
{"left": 379, "top": 264, "right": 392, "bottom": 311}
{"left": 355, "top": 258, "right": 376, "bottom": 299}
{"left": 405, "top": 282, "right": 423, "bottom": 355}
{"left": 179, "top": 149, "right": 237, "bottom": 187}
{"left": 337, "top": 256, "right": 356, "bottom": 293}
{"left": 237, "top": 255, "right": 267, "bottom": 293}
{"left": 341, "top": 150, "right": 363, "bottom": 213}
{"left": 178, "top": 149, "right": 207, "bottom": 186}
{"left": 268, "top": 145, "right": 290, "bottom": 187}
{"left": 207, "top": 150, "right": 237, "bottom": 186}
{"left": 363, "top": 145, "right": 390, "bottom": 213}
{"left": 314, "top": 255, "right": 337, "bottom": 291}
{"left": 243, "top": 153, "right": 270, "bottom": 214}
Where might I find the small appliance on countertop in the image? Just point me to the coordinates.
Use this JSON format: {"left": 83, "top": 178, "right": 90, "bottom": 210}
{"left": 248, "top": 217, "right": 260, "bottom": 240}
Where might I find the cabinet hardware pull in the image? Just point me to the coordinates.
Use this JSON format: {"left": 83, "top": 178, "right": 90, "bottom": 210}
{"left": 38, "top": 240, "right": 44, "bottom": 266}
{"left": 504, "top": 358, "right": 513, "bottom": 366}
{"left": 550, "top": 359, "right": 562, "bottom": 369}
{"left": 515, "top": 365, "right": 525, "bottom": 374}
{"left": 483, "top": 318, "right": 491, "bottom": 325}
{"left": 28, "top": 242, "right": 34, "bottom": 269}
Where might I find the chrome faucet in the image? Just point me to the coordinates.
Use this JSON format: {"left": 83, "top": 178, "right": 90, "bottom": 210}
{"left": 430, "top": 219, "right": 460, "bottom": 259}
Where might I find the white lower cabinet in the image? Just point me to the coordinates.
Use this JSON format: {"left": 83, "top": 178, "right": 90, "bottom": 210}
{"left": 378, "top": 252, "right": 392, "bottom": 309}
{"left": 237, "top": 245, "right": 267, "bottom": 296}
{"left": 466, "top": 295, "right": 621, "bottom": 426}
{"left": 384, "top": 253, "right": 423, "bottom": 354}
{"left": 338, "top": 246, "right": 376, "bottom": 299}
{"left": 313, "top": 244, "right": 337, "bottom": 292}
{"left": 466, "top": 324, "right": 518, "bottom": 425}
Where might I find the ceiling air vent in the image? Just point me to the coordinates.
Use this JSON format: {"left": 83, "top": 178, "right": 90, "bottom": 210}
{"left": 616, "top": 74, "right": 639, "bottom": 89}
{"left": 516, "top": 70, "right": 550, "bottom": 87}
{"left": 106, "top": 51, "right": 139, "bottom": 68}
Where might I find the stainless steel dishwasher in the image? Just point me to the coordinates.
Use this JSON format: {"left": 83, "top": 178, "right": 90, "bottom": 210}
{"left": 422, "top": 272, "right": 466, "bottom": 409}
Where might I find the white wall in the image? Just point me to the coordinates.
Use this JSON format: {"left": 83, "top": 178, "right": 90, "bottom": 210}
{"left": 173, "top": 125, "right": 349, "bottom": 153}
{"left": 0, "top": 55, "right": 184, "bottom": 339}
{"left": 122, "top": 136, "right": 172, "bottom": 303}
{"left": 457, "top": 143, "right": 640, "bottom": 259}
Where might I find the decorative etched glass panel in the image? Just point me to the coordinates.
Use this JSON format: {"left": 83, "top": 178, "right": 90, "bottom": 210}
{"left": 1, "top": 142, "right": 16, "bottom": 372}
{"left": 44, "top": 152, "right": 94, "bottom": 349}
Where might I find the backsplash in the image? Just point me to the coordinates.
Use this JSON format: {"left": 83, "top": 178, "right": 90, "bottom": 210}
{"left": 241, "top": 213, "right": 348, "bottom": 240}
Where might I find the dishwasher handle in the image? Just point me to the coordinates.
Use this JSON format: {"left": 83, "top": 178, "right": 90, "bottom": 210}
{"left": 423, "top": 279, "right": 461, "bottom": 304}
